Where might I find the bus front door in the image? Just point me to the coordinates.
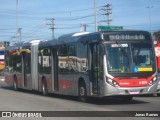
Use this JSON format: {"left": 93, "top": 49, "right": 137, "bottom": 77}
{"left": 52, "top": 49, "right": 59, "bottom": 91}
{"left": 90, "top": 43, "right": 102, "bottom": 94}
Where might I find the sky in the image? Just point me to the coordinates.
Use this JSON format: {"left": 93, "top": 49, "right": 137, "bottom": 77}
{"left": 0, "top": 0, "right": 160, "bottom": 42}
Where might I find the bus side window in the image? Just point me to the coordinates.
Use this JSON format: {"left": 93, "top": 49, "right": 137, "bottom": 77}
{"left": 68, "top": 45, "right": 76, "bottom": 56}
{"left": 59, "top": 45, "right": 68, "bottom": 56}
{"left": 77, "top": 42, "right": 88, "bottom": 72}
{"left": 25, "top": 50, "right": 31, "bottom": 74}
{"left": 42, "top": 48, "right": 51, "bottom": 74}
{"left": 38, "top": 49, "right": 43, "bottom": 73}
{"left": 58, "top": 43, "right": 77, "bottom": 73}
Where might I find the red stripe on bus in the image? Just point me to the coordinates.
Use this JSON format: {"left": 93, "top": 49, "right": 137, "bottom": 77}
{"left": 59, "top": 80, "right": 71, "bottom": 90}
{"left": 43, "top": 79, "right": 71, "bottom": 90}
{"left": 5, "top": 76, "right": 12, "bottom": 84}
{"left": 46, "top": 80, "right": 52, "bottom": 88}
{"left": 113, "top": 76, "right": 153, "bottom": 87}
{"left": 17, "top": 76, "right": 22, "bottom": 85}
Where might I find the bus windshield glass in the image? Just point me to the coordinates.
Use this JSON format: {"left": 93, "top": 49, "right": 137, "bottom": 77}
{"left": 106, "top": 43, "right": 154, "bottom": 73}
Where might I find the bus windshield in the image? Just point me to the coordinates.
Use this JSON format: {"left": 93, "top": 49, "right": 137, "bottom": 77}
{"left": 106, "top": 43, "right": 154, "bottom": 73}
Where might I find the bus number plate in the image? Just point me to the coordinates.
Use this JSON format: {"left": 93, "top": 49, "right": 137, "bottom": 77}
{"left": 128, "top": 90, "right": 139, "bottom": 94}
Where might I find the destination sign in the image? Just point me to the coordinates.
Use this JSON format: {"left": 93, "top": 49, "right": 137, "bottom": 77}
{"left": 109, "top": 34, "right": 145, "bottom": 40}
{"left": 104, "top": 32, "right": 150, "bottom": 41}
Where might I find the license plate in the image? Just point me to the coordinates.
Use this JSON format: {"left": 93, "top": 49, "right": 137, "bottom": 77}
{"left": 128, "top": 89, "right": 139, "bottom": 94}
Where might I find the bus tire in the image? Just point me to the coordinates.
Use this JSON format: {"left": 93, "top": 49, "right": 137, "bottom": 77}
{"left": 122, "top": 96, "right": 133, "bottom": 102}
{"left": 42, "top": 79, "right": 48, "bottom": 96}
{"left": 13, "top": 77, "right": 18, "bottom": 91}
{"left": 78, "top": 81, "right": 88, "bottom": 102}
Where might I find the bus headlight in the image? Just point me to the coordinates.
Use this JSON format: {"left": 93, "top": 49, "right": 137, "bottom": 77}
{"left": 106, "top": 78, "right": 119, "bottom": 87}
{"left": 149, "top": 77, "right": 157, "bottom": 86}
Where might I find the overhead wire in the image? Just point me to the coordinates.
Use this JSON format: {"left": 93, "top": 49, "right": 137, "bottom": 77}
{"left": 1, "top": 3, "right": 160, "bottom": 41}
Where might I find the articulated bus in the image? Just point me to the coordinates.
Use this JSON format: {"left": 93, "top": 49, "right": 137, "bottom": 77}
{"left": 5, "top": 30, "right": 158, "bottom": 102}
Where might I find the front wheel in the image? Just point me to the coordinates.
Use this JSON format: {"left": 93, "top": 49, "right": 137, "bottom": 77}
{"left": 78, "top": 81, "right": 88, "bottom": 102}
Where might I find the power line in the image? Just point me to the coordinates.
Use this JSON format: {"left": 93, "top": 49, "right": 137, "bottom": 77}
{"left": 23, "top": 20, "right": 47, "bottom": 34}
{"left": 1, "top": 1, "right": 160, "bottom": 42}
{"left": 101, "top": 4, "right": 112, "bottom": 26}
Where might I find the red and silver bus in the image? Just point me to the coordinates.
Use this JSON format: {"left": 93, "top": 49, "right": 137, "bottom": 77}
{"left": 5, "top": 30, "right": 158, "bottom": 102}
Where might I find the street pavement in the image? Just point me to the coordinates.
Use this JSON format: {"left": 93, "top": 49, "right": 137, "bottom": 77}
{"left": 0, "top": 77, "right": 159, "bottom": 120}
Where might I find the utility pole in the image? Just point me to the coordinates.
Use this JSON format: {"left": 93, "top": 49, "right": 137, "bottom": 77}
{"left": 46, "top": 17, "right": 55, "bottom": 39}
{"left": 19, "top": 28, "right": 22, "bottom": 42}
{"left": 101, "top": 4, "right": 112, "bottom": 26}
{"left": 146, "top": 6, "right": 153, "bottom": 33}
{"left": 84, "top": 24, "right": 87, "bottom": 32}
{"left": 80, "top": 24, "right": 87, "bottom": 32}
{"left": 51, "top": 18, "right": 55, "bottom": 38}
{"left": 94, "top": 0, "right": 98, "bottom": 32}
{"left": 16, "top": 0, "right": 19, "bottom": 42}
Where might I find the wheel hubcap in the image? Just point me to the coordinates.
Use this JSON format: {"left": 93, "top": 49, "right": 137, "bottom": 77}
{"left": 80, "top": 87, "right": 85, "bottom": 96}
{"left": 42, "top": 84, "right": 45, "bottom": 92}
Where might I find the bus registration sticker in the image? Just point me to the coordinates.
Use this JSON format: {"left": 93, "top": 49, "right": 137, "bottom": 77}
{"left": 138, "top": 68, "right": 152, "bottom": 72}
{"left": 128, "top": 89, "right": 139, "bottom": 94}
{"left": 134, "top": 66, "right": 153, "bottom": 72}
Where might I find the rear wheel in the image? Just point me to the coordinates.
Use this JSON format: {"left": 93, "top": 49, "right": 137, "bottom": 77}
{"left": 78, "top": 81, "right": 88, "bottom": 102}
{"left": 42, "top": 79, "right": 48, "bottom": 96}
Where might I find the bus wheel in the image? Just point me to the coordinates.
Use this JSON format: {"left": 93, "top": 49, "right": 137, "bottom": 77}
{"left": 42, "top": 80, "right": 48, "bottom": 96}
{"left": 13, "top": 77, "right": 18, "bottom": 91}
{"left": 121, "top": 96, "right": 133, "bottom": 102}
{"left": 79, "top": 81, "right": 87, "bottom": 102}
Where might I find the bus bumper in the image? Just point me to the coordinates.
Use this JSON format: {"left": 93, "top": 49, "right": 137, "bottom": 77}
{"left": 102, "top": 82, "right": 158, "bottom": 97}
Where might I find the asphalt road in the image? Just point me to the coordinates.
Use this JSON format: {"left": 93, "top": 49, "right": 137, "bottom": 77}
{"left": 0, "top": 78, "right": 159, "bottom": 120}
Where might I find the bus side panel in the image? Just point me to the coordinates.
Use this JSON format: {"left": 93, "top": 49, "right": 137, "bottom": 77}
{"left": 4, "top": 49, "right": 14, "bottom": 87}
{"left": 16, "top": 73, "right": 23, "bottom": 88}
{"left": 4, "top": 73, "right": 13, "bottom": 87}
